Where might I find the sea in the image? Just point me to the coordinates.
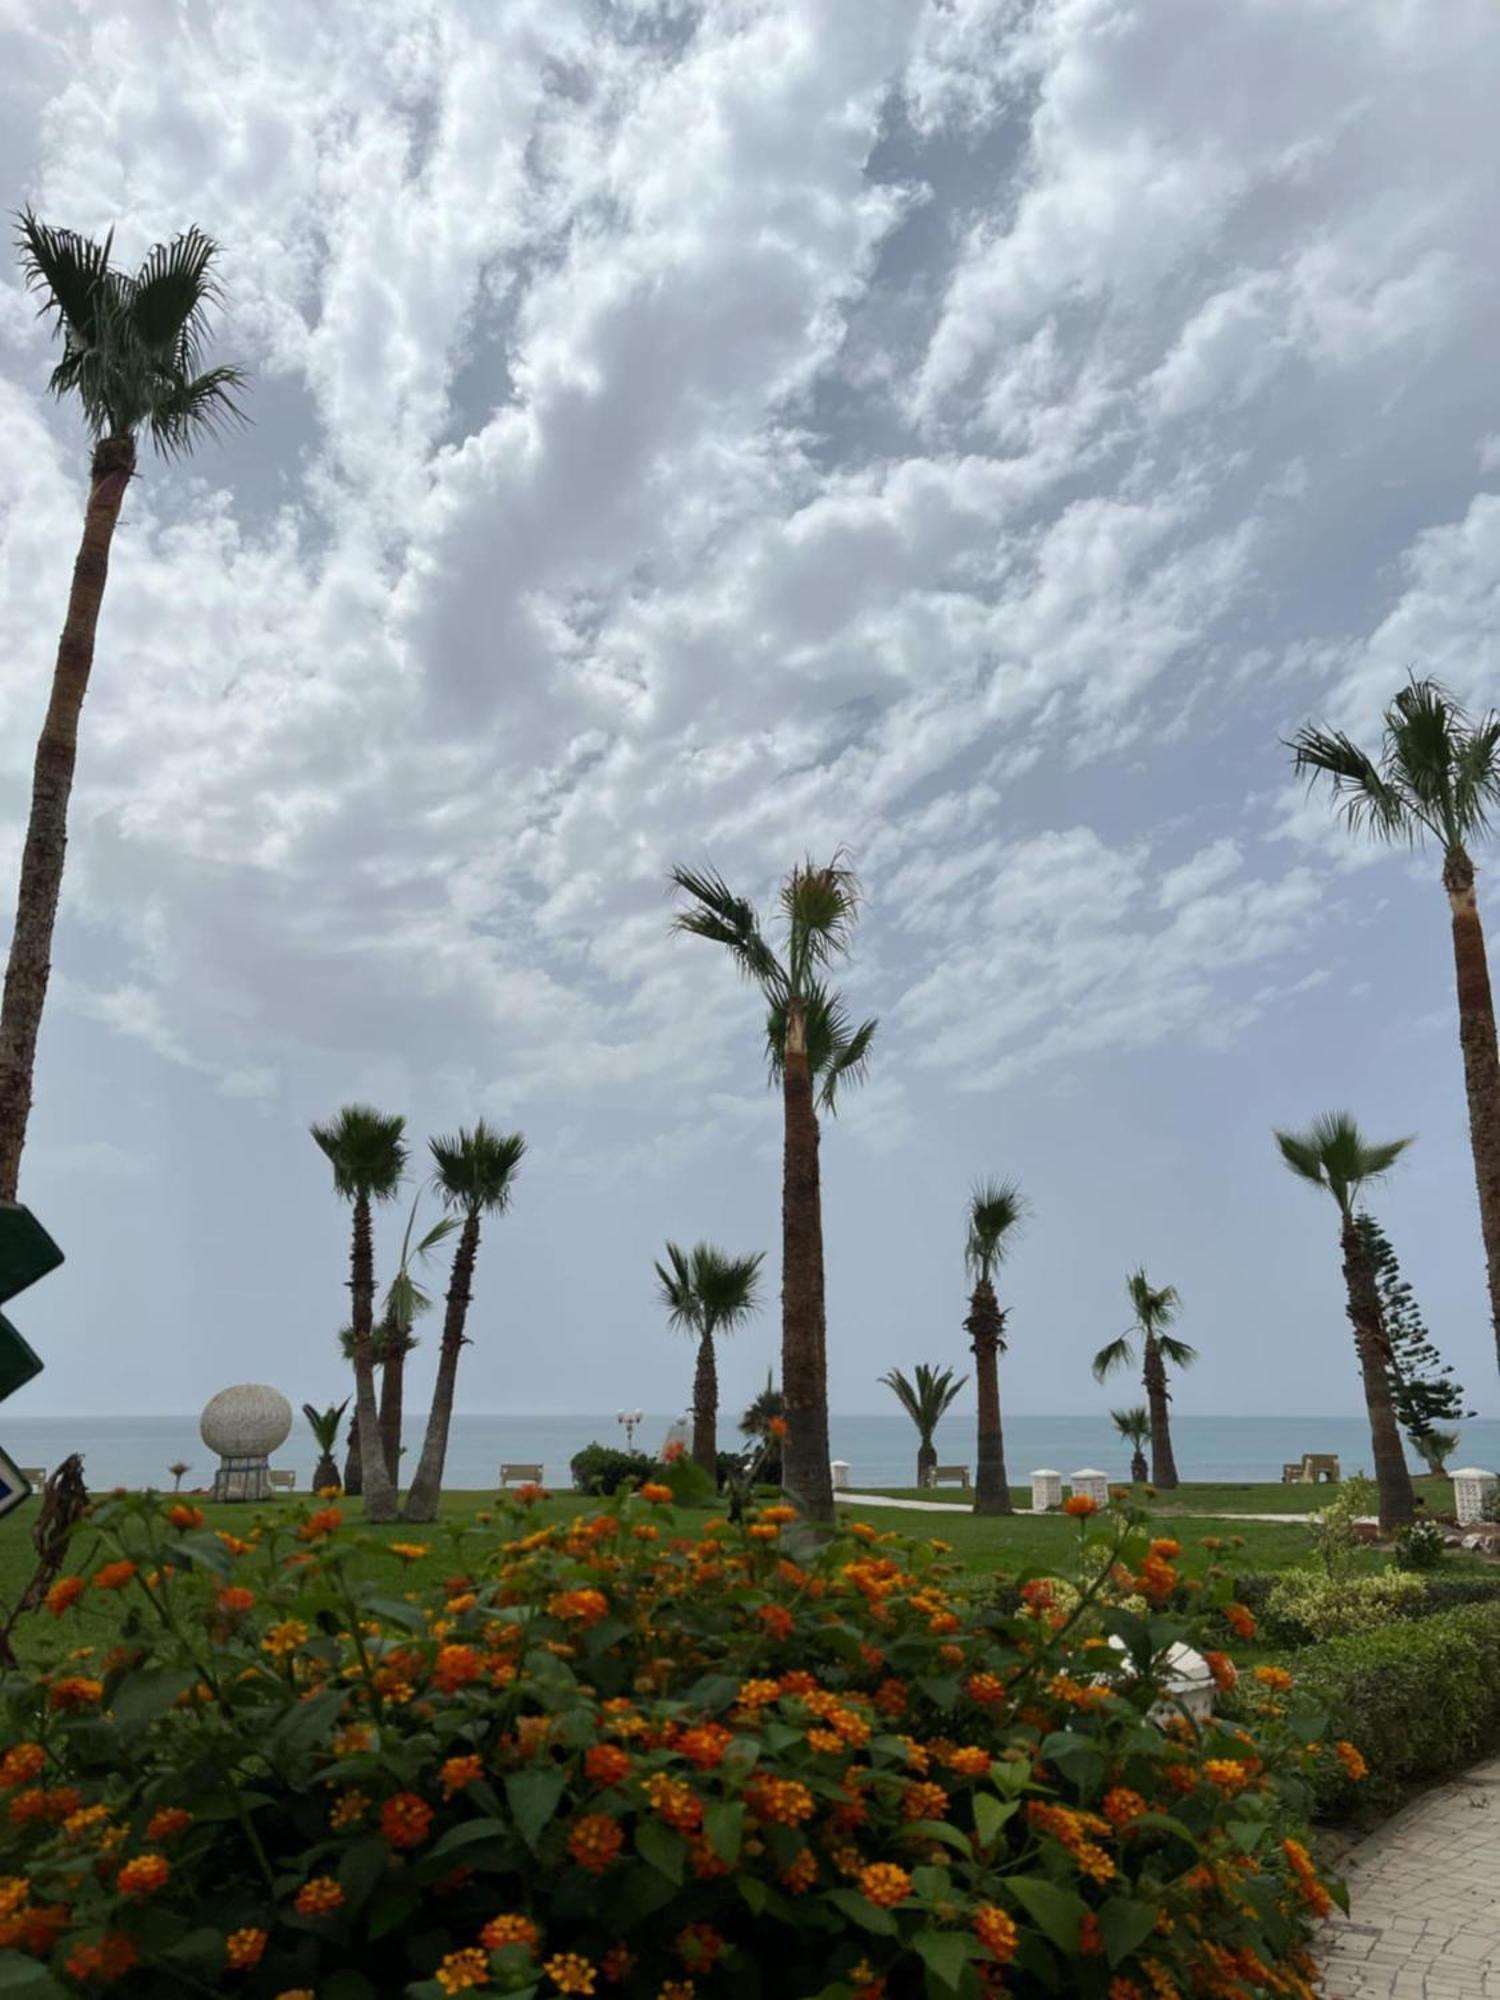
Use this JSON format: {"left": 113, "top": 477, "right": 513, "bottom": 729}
{"left": 4, "top": 1412, "right": 1500, "bottom": 1495}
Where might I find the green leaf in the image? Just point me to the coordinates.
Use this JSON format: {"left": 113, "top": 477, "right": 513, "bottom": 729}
{"left": 369, "top": 1886, "right": 419, "bottom": 1940}
{"left": 505, "top": 1771, "right": 565, "bottom": 1854}
{"left": 109, "top": 1666, "right": 201, "bottom": 1729}
{"left": 358, "top": 1594, "right": 430, "bottom": 1632}
{"left": 898, "top": 1819, "right": 970, "bottom": 1856}
{"left": 1006, "top": 1877, "right": 1087, "bottom": 1956}
{"left": 913, "top": 1930, "right": 971, "bottom": 1991}
{"left": 267, "top": 1688, "right": 345, "bottom": 1758}
{"left": 825, "top": 1888, "right": 898, "bottom": 1935}
{"left": 161, "top": 1929, "right": 225, "bottom": 1973}
{"left": 1098, "top": 1898, "right": 1159, "bottom": 1967}
{"left": 918, "top": 1675, "right": 960, "bottom": 1711}
{"left": 972, "top": 1793, "right": 1018, "bottom": 1848}
{"left": 320, "top": 1976, "right": 377, "bottom": 2000}
{"left": 427, "top": 1816, "right": 509, "bottom": 1862}
{"left": 738, "top": 1876, "right": 768, "bottom": 1916}
{"left": 635, "top": 1818, "right": 686, "bottom": 1884}
{"left": 704, "top": 1800, "right": 744, "bottom": 1866}
{"left": 1040, "top": 1730, "right": 1106, "bottom": 1788}
{"left": 1102, "top": 1608, "right": 1152, "bottom": 1668}
{"left": 762, "top": 1721, "right": 804, "bottom": 1753}
{"left": 1226, "top": 1818, "right": 1268, "bottom": 1855}
{"left": 338, "top": 1833, "right": 390, "bottom": 1911}
{"left": 0, "top": 1957, "right": 68, "bottom": 1997}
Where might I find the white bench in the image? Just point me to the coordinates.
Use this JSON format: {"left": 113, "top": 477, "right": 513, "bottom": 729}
{"left": 931, "top": 1465, "right": 970, "bottom": 1490}
{"left": 268, "top": 1469, "right": 296, "bottom": 1493}
{"left": 499, "top": 1462, "right": 544, "bottom": 1487}
{"left": 18, "top": 1467, "right": 45, "bottom": 1486}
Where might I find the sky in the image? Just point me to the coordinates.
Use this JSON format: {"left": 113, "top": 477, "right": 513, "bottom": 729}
{"left": 1, "top": 0, "right": 1499, "bottom": 1433}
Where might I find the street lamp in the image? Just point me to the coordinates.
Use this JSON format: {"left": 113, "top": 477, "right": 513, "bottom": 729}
{"left": 617, "top": 1409, "right": 643, "bottom": 1450}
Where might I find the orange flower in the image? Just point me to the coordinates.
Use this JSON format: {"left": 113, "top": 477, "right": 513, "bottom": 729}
{"left": 380, "top": 1792, "right": 433, "bottom": 1849}
{"left": 298, "top": 1507, "right": 343, "bottom": 1542}
{"left": 675, "top": 1924, "right": 726, "bottom": 1971}
{"left": 44, "top": 1576, "right": 85, "bottom": 1617}
{"left": 639, "top": 1483, "right": 672, "bottom": 1504}
{"left": 965, "top": 1672, "right": 1005, "bottom": 1705}
{"left": 167, "top": 1503, "right": 205, "bottom": 1530}
{"left": 513, "top": 1482, "right": 548, "bottom": 1503}
{"left": 226, "top": 1927, "right": 269, "bottom": 1970}
{"left": 1203, "top": 1650, "right": 1237, "bottom": 1693}
{"left": 675, "top": 1724, "right": 731, "bottom": 1770}
{"left": 1080, "top": 1912, "right": 1104, "bottom": 1956}
{"left": 643, "top": 1774, "right": 702, "bottom": 1832}
{"left": 767, "top": 1416, "right": 788, "bottom": 1438}
{"left": 944, "top": 1745, "right": 991, "bottom": 1777}
{"left": 1253, "top": 1664, "right": 1293, "bottom": 1691}
{"left": 441, "top": 1754, "right": 484, "bottom": 1798}
{"left": 330, "top": 1790, "right": 369, "bottom": 1830}
{"left": 93, "top": 1561, "right": 138, "bottom": 1592}
{"left": 780, "top": 1847, "right": 819, "bottom": 1894}
{"left": 48, "top": 1676, "right": 103, "bottom": 1712}
{"left": 216, "top": 1586, "right": 256, "bottom": 1615}
{"left": 118, "top": 1852, "right": 171, "bottom": 1899}
{"left": 744, "top": 1776, "right": 814, "bottom": 1826}
{"left": 1062, "top": 1494, "right": 1098, "bottom": 1517}
{"left": 758, "top": 1604, "right": 794, "bottom": 1641}
{"left": 548, "top": 1589, "right": 610, "bottom": 1627}
{"left": 294, "top": 1875, "right": 345, "bottom": 1916}
{"left": 973, "top": 1904, "right": 1018, "bottom": 1962}
{"left": 145, "top": 1807, "right": 192, "bottom": 1841}
{"left": 481, "top": 1913, "right": 541, "bottom": 1952}
{"left": 858, "top": 1862, "right": 911, "bottom": 1909}
{"left": 64, "top": 1932, "right": 138, "bottom": 1984}
{"left": 432, "top": 1645, "right": 483, "bottom": 1693}
{"left": 746, "top": 1524, "right": 780, "bottom": 1541}
{"left": 600, "top": 1943, "right": 636, "bottom": 1983}
{"left": 217, "top": 1532, "right": 254, "bottom": 1555}
{"left": 1103, "top": 1787, "right": 1147, "bottom": 1828}
{"left": 1335, "top": 1740, "right": 1368, "bottom": 1782}
{"left": 1149, "top": 1537, "right": 1181, "bottom": 1559}
{"left": 1222, "top": 1602, "right": 1256, "bottom": 1641}
{"left": 0, "top": 1745, "right": 45, "bottom": 1789}
{"left": 545, "top": 1952, "right": 597, "bottom": 1993}
{"left": 1203, "top": 1759, "right": 1251, "bottom": 1794}
{"left": 437, "top": 1948, "right": 491, "bottom": 1993}
{"left": 389, "top": 1541, "right": 430, "bottom": 1562}
{"left": 901, "top": 1781, "right": 949, "bottom": 1822}
{"left": 262, "top": 1619, "right": 309, "bottom": 1658}
{"left": 567, "top": 1813, "right": 625, "bottom": 1873}
{"left": 584, "top": 1743, "right": 633, "bottom": 1787}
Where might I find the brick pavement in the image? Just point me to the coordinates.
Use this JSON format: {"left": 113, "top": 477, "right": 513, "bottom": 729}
{"left": 1318, "top": 1757, "right": 1500, "bottom": 1996}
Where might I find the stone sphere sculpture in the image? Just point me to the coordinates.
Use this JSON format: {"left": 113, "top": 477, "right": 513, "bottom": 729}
{"left": 200, "top": 1384, "right": 292, "bottom": 1502}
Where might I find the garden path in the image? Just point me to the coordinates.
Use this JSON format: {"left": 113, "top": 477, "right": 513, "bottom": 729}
{"left": 1318, "top": 1754, "right": 1500, "bottom": 1997}
{"left": 837, "top": 1493, "right": 1317, "bottom": 1522}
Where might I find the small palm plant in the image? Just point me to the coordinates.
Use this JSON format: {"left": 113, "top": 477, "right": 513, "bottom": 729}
{"left": 1111, "top": 1407, "right": 1151, "bottom": 1485}
{"left": 1093, "top": 1270, "right": 1195, "bottom": 1489}
{"left": 1274, "top": 1112, "right": 1417, "bottom": 1528}
{"left": 302, "top": 1401, "right": 348, "bottom": 1494}
{"left": 880, "top": 1363, "right": 967, "bottom": 1489}
{"left": 0, "top": 216, "right": 245, "bottom": 1199}
{"left": 167, "top": 1462, "right": 190, "bottom": 1493}
{"left": 964, "top": 1178, "right": 1026, "bottom": 1515}
{"left": 655, "top": 1242, "right": 765, "bottom": 1478}
{"left": 403, "top": 1122, "right": 526, "bottom": 1523}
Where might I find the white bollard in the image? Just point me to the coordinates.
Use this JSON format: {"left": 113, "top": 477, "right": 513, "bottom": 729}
{"left": 1452, "top": 1468, "right": 1498, "bottom": 1527}
{"left": 1030, "top": 1468, "right": 1062, "bottom": 1513}
{"left": 831, "top": 1460, "right": 850, "bottom": 1491}
{"left": 1068, "top": 1468, "right": 1110, "bottom": 1511}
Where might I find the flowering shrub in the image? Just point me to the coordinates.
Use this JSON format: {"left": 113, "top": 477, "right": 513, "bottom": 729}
{"left": 0, "top": 1492, "right": 1351, "bottom": 1997}
{"left": 1263, "top": 1570, "right": 1427, "bottom": 1645}
{"left": 1389, "top": 1520, "right": 1446, "bottom": 1573}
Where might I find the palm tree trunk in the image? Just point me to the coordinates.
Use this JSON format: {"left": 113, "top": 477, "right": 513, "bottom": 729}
{"left": 376, "top": 1309, "right": 405, "bottom": 1487}
{"left": 0, "top": 436, "right": 135, "bottom": 1201}
{"left": 781, "top": 998, "right": 834, "bottom": 1523}
{"left": 1341, "top": 1214, "right": 1416, "bottom": 1530}
{"left": 1143, "top": 1337, "right": 1179, "bottom": 1489}
{"left": 312, "top": 1451, "right": 339, "bottom": 1491}
{"left": 349, "top": 1193, "right": 397, "bottom": 1521}
{"left": 403, "top": 1212, "right": 480, "bottom": 1522}
{"left": 1444, "top": 847, "right": 1500, "bottom": 1373}
{"left": 343, "top": 1409, "right": 363, "bottom": 1496}
{"left": 691, "top": 1332, "right": 718, "bottom": 1479}
{"left": 967, "top": 1278, "right": 1013, "bottom": 1515}
{"left": 916, "top": 1437, "right": 936, "bottom": 1487}
{"left": 1131, "top": 1448, "right": 1148, "bottom": 1484}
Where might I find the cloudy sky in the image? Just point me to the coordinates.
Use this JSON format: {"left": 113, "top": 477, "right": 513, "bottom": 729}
{"left": 2, "top": 0, "right": 1498, "bottom": 1434}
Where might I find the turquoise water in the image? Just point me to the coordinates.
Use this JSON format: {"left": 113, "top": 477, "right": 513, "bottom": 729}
{"left": 3, "top": 1411, "right": 1498, "bottom": 1494}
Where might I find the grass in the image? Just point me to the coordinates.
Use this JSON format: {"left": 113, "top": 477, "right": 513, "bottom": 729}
{"left": 862, "top": 1478, "right": 1459, "bottom": 1517}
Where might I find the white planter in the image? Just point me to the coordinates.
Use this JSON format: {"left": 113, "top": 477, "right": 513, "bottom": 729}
{"left": 1453, "top": 1468, "right": 1497, "bottom": 1527}
{"left": 1030, "top": 1469, "right": 1062, "bottom": 1512}
{"left": 1068, "top": 1467, "right": 1110, "bottom": 1510}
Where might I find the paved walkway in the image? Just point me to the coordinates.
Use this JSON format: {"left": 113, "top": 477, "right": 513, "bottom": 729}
{"left": 1318, "top": 1756, "right": 1500, "bottom": 1997}
{"left": 838, "top": 1493, "right": 1316, "bottom": 1523}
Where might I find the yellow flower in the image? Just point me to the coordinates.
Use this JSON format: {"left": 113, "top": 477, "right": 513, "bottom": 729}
{"left": 261, "top": 1620, "right": 310, "bottom": 1658}
{"left": 437, "top": 1947, "right": 491, "bottom": 1992}
{"left": 546, "top": 1953, "right": 598, "bottom": 1994}
{"left": 389, "top": 1542, "right": 430, "bottom": 1562}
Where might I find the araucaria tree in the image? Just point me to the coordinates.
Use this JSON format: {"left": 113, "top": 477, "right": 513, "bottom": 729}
{"left": 1275, "top": 1113, "right": 1417, "bottom": 1529}
{"left": 1292, "top": 679, "right": 1500, "bottom": 1369}
{"left": 403, "top": 1122, "right": 526, "bottom": 1523}
{"left": 1093, "top": 1270, "right": 1195, "bottom": 1490}
{"left": 655, "top": 1241, "right": 765, "bottom": 1479}
{"left": 1355, "top": 1210, "right": 1473, "bottom": 1475}
{"left": 964, "top": 1179, "right": 1026, "bottom": 1515}
{"left": 879, "top": 1363, "right": 967, "bottom": 1489}
{"left": 672, "top": 858, "right": 876, "bottom": 1523}
{"left": 312, "top": 1107, "right": 408, "bottom": 1521}
{"left": 0, "top": 216, "right": 244, "bottom": 1200}
{"left": 1112, "top": 1407, "right": 1151, "bottom": 1485}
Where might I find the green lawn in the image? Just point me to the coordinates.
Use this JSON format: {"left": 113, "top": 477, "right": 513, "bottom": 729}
{"left": 861, "top": 1478, "right": 1458, "bottom": 1518}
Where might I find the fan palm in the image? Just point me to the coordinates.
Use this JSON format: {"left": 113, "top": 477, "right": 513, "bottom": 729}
{"left": 964, "top": 1179, "right": 1026, "bottom": 1515}
{"left": 1291, "top": 678, "right": 1500, "bottom": 1369}
{"left": 1274, "top": 1113, "right": 1417, "bottom": 1528}
{"left": 375, "top": 1197, "right": 459, "bottom": 1485}
{"left": 302, "top": 1400, "right": 348, "bottom": 1493}
{"left": 672, "top": 856, "right": 876, "bottom": 1522}
{"left": 656, "top": 1241, "right": 765, "bottom": 1477}
{"left": 879, "top": 1363, "right": 967, "bottom": 1489}
{"left": 311, "top": 1106, "right": 408, "bottom": 1520}
{"left": 0, "top": 216, "right": 245, "bottom": 1198}
{"left": 1093, "top": 1270, "right": 1195, "bottom": 1489}
{"left": 403, "top": 1122, "right": 526, "bottom": 1522}
{"left": 739, "top": 1372, "right": 785, "bottom": 1480}
{"left": 1111, "top": 1407, "right": 1151, "bottom": 1485}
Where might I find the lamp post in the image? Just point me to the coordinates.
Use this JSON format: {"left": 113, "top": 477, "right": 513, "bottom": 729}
{"left": 617, "top": 1409, "right": 643, "bottom": 1451}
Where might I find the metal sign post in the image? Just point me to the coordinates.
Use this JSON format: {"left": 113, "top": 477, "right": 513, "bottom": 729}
{"left": 0, "top": 1202, "right": 64, "bottom": 1513}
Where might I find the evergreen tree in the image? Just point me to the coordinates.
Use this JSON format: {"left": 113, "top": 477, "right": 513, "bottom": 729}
{"left": 1355, "top": 1211, "right": 1473, "bottom": 1473}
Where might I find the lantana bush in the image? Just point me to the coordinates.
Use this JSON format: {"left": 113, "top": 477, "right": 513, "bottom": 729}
{"left": 0, "top": 1486, "right": 1352, "bottom": 1997}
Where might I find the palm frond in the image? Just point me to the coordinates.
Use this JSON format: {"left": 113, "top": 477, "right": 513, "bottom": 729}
{"left": 429, "top": 1121, "right": 526, "bottom": 1216}
{"left": 1125, "top": 1268, "right": 1180, "bottom": 1336}
{"left": 311, "top": 1105, "right": 408, "bottom": 1202}
{"left": 670, "top": 865, "right": 783, "bottom": 991}
{"left": 654, "top": 1241, "right": 700, "bottom": 1333}
{"left": 1092, "top": 1335, "right": 1135, "bottom": 1383}
{"left": 765, "top": 981, "right": 875, "bottom": 1110}
{"left": 1110, "top": 1406, "right": 1149, "bottom": 1445}
{"left": 1276, "top": 1113, "right": 1413, "bottom": 1214}
{"left": 126, "top": 224, "right": 224, "bottom": 364}
{"left": 1157, "top": 1334, "right": 1199, "bottom": 1371}
{"left": 147, "top": 363, "right": 249, "bottom": 457}
{"left": 1289, "top": 723, "right": 1414, "bottom": 844}
{"left": 879, "top": 1363, "right": 966, "bottom": 1440}
{"left": 782, "top": 854, "right": 862, "bottom": 988}
{"left": 966, "top": 1177, "right": 1027, "bottom": 1281}
{"left": 1450, "top": 712, "right": 1500, "bottom": 842}
{"left": 15, "top": 210, "right": 114, "bottom": 345}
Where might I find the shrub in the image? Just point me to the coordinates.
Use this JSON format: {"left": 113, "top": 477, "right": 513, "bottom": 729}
{"left": 1391, "top": 1520, "right": 1446, "bottom": 1572}
{"left": 569, "top": 1442, "right": 657, "bottom": 1495}
{"left": 1263, "top": 1570, "right": 1427, "bottom": 1645}
{"left": 0, "top": 1494, "right": 1352, "bottom": 1997}
{"left": 1307, "top": 1477, "right": 1378, "bottom": 1581}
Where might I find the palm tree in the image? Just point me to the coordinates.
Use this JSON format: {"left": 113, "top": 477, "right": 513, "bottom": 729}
{"left": 0, "top": 216, "right": 245, "bottom": 1200}
{"left": 964, "top": 1179, "right": 1026, "bottom": 1515}
{"left": 1111, "top": 1407, "right": 1151, "bottom": 1485}
{"left": 375, "top": 1197, "right": 459, "bottom": 1485}
{"left": 403, "top": 1122, "right": 526, "bottom": 1523}
{"left": 1291, "top": 679, "right": 1500, "bottom": 1369}
{"left": 311, "top": 1106, "right": 408, "bottom": 1521}
{"left": 1093, "top": 1270, "right": 1196, "bottom": 1489}
{"left": 740, "top": 1372, "right": 785, "bottom": 1482}
{"left": 302, "top": 1401, "right": 348, "bottom": 1493}
{"left": 1274, "top": 1113, "right": 1418, "bottom": 1529}
{"left": 672, "top": 858, "right": 876, "bottom": 1522}
{"left": 879, "top": 1363, "right": 967, "bottom": 1489}
{"left": 655, "top": 1241, "right": 765, "bottom": 1479}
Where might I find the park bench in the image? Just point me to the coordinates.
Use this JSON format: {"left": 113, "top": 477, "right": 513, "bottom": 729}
{"left": 18, "top": 1467, "right": 45, "bottom": 1486}
{"left": 268, "top": 1469, "right": 296, "bottom": 1493}
{"left": 499, "top": 1462, "right": 545, "bottom": 1487}
{"left": 1280, "top": 1453, "right": 1341, "bottom": 1484}
{"left": 930, "top": 1465, "right": 970, "bottom": 1490}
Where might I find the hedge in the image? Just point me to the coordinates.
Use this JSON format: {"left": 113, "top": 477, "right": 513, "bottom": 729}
{"left": 1234, "top": 1567, "right": 1500, "bottom": 1645}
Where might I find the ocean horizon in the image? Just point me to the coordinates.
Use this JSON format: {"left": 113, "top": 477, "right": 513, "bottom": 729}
{"left": 3, "top": 1411, "right": 1497, "bottom": 1494}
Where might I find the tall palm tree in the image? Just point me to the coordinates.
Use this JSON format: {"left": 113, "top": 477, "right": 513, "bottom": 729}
{"left": 879, "top": 1363, "right": 967, "bottom": 1489}
{"left": 1111, "top": 1407, "right": 1151, "bottom": 1485}
{"left": 1093, "top": 1270, "right": 1195, "bottom": 1490}
{"left": 375, "top": 1197, "right": 459, "bottom": 1485}
{"left": 302, "top": 1401, "right": 348, "bottom": 1493}
{"left": 655, "top": 1241, "right": 765, "bottom": 1478}
{"left": 1291, "top": 679, "right": 1500, "bottom": 1369}
{"left": 1274, "top": 1113, "right": 1417, "bottom": 1529}
{"left": 964, "top": 1179, "right": 1026, "bottom": 1515}
{"left": 672, "top": 857, "right": 876, "bottom": 1523}
{"left": 311, "top": 1106, "right": 408, "bottom": 1521}
{"left": 403, "top": 1122, "right": 526, "bottom": 1523}
{"left": 0, "top": 216, "right": 245, "bottom": 1200}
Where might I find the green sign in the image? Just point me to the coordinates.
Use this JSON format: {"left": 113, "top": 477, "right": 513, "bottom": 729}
{"left": 0, "top": 1202, "right": 63, "bottom": 1404}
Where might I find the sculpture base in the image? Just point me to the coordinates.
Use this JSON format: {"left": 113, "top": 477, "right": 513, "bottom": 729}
{"left": 212, "top": 1454, "right": 271, "bottom": 1502}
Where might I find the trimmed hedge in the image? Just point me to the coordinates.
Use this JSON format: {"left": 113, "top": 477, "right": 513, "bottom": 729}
{"left": 1234, "top": 1566, "right": 1500, "bottom": 1645}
